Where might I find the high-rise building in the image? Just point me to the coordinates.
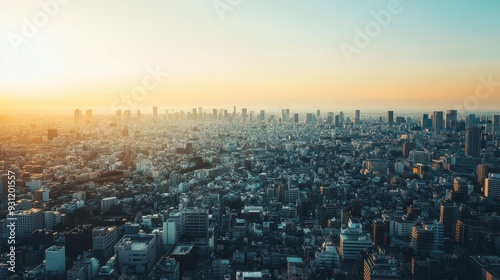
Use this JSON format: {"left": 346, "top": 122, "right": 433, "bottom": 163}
{"left": 372, "top": 220, "right": 385, "bottom": 247}
{"left": 48, "top": 129, "right": 58, "bottom": 140}
{"left": 445, "top": 110, "right": 457, "bottom": 131}
{"left": 465, "top": 126, "right": 481, "bottom": 157}
{"left": 46, "top": 245, "right": 66, "bottom": 277}
{"left": 432, "top": 111, "right": 443, "bottom": 131}
{"left": 402, "top": 142, "right": 416, "bottom": 158}
{"left": 294, "top": 113, "right": 299, "bottom": 123}
{"left": 162, "top": 221, "right": 177, "bottom": 246}
{"left": 339, "top": 218, "right": 372, "bottom": 260}
{"left": 439, "top": 201, "right": 459, "bottom": 236}
{"left": 93, "top": 226, "right": 119, "bottom": 265}
{"left": 493, "top": 115, "right": 500, "bottom": 136}
{"left": 184, "top": 207, "right": 209, "bottom": 242}
{"left": 74, "top": 109, "right": 82, "bottom": 126}
{"left": 85, "top": 109, "right": 92, "bottom": 124}
{"left": 387, "top": 111, "right": 394, "bottom": 124}
{"left": 260, "top": 110, "right": 265, "bottom": 122}
{"left": 153, "top": 106, "right": 158, "bottom": 119}
{"left": 242, "top": 108, "right": 248, "bottom": 122}
{"left": 455, "top": 219, "right": 484, "bottom": 255}
{"left": 421, "top": 114, "right": 431, "bottom": 129}
{"left": 354, "top": 110, "right": 360, "bottom": 124}
{"left": 485, "top": 173, "right": 500, "bottom": 199}
{"left": 466, "top": 114, "right": 476, "bottom": 128}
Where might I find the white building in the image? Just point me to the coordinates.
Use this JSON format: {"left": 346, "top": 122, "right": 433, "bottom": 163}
{"left": 45, "top": 245, "right": 66, "bottom": 276}
{"left": 162, "top": 221, "right": 177, "bottom": 245}
{"left": 11, "top": 208, "right": 43, "bottom": 242}
{"left": 44, "top": 211, "right": 63, "bottom": 231}
{"left": 93, "top": 226, "right": 118, "bottom": 263}
{"left": 114, "top": 234, "right": 157, "bottom": 274}
{"left": 339, "top": 218, "right": 372, "bottom": 260}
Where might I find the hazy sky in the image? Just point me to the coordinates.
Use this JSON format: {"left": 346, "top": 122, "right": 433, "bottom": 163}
{"left": 1, "top": 0, "right": 500, "bottom": 113}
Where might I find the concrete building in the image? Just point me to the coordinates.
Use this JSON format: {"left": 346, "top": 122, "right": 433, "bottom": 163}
{"left": 339, "top": 218, "right": 372, "bottom": 260}
{"left": 45, "top": 245, "right": 66, "bottom": 277}
{"left": 114, "top": 234, "right": 157, "bottom": 275}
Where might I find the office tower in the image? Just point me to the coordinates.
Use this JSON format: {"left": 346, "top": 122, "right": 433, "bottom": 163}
{"left": 198, "top": 107, "right": 203, "bottom": 120}
{"left": 421, "top": 114, "right": 429, "bottom": 129}
{"left": 372, "top": 220, "right": 385, "bottom": 247}
{"left": 439, "top": 201, "right": 459, "bottom": 236}
{"left": 153, "top": 106, "right": 158, "bottom": 119}
{"left": 168, "top": 210, "right": 185, "bottom": 242}
{"left": 411, "top": 226, "right": 434, "bottom": 252}
{"left": 339, "top": 218, "right": 372, "bottom": 260}
{"left": 45, "top": 246, "right": 66, "bottom": 276}
{"left": 387, "top": 111, "right": 394, "bottom": 124}
{"left": 192, "top": 108, "right": 197, "bottom": 119}
{"left": 354, "top": 110, "right": 360, "bottom": 124}
{"left": 65, "top": 224, "right": 93, "bottom": 261}
{"left": 327, "top": 112, "right": 334, "bottom": 123}
{"left": 339, "top": 111, "right": 344, "bottom": 123}
{"left": 466, "top": 114, "right": 476, "bottom": 128}
{"left": 334, "top": 115, "right": 340, "bottom": 127}
{"left": 445, "top": 110, "right": 458, "bottom": 131}
{"left": 242, "top": 108, "right": 248, "bottom": 122}
{"left": 213, "top": 108, "right": 218, "bottom": 119}
{"left": 294, "top": 113, "right": 299, "bottom": 123}
{"left": 115, "top": 234, "right": 157, "bottom": 274}
{"left": 85, "top": 109, "right": 92, "bottom": 124}
{"left": 306, "top": 113, "right": 315, "bottom": 124}
{"left": 493, "top": 115, "right": 500, "bottom": 136}
{"left": 74, "top": 109, "right": 82, "bottom": 125}
{"left": 233, "top": 106, "right": 236, "bottom": 117}
{"left": 32, "top": 229, "right": 54, "bottom": 252}
{"left": 47, "top": 129, "right": 58, "bottom": 140}
{"left": 124, "top": 109, "right": 131, "bottom": 119}
{"left": 402, "top": 142, "right": 416, "bottom": 158}
{"left": 317, "top": 110, "right": 321, "bottom": 117}
{"left": 395, "top": 116, "right": 405, "bottom": 125}
{"left": 93, "top": 226, "right": 119, "bottom": 265}
{"left": 184, "top": 207, "right": 209, "bottom": 242}
{"left": 484, "top": 173, "right": 500, "bottom": 199}
{"left": 465, "top": 126, "right": 481, "bottom": 157}
{"left": 260, "top": 110, "right": 265, "bottom": 122}
{"left": 432, "top": 111, "right": 443, "bottom": 130}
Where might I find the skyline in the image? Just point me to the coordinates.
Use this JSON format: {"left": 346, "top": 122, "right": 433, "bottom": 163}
{"left": 1, "top": 0, "right": 500, "bottom": 112}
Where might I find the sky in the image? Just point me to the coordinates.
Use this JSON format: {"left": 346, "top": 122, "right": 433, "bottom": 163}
{"left": 1, "top": 0, "right": 500, "bottom": 114}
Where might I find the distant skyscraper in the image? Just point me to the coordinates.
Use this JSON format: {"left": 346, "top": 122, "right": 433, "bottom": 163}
{"left": 48, "top": 129, "right": 58, "bottom": 140}
{"left": 465, "top": 127, "right": 481, "bottom": 157}
{"left": 354, "top": 110, "right": 360, "bottom": 124}
{"left": 260, "top": 110, "right": 265, "bottom": 122}
{"left": 445, "top": 110, "right": 457, "bottom": 131}
{"left": 334, "top": 115, "right": 340, "bottom": 127}
{"left": 213, "top": 108, "right": 218, "bottom": 119}
{"left": 421, "top": 114, "right": 429, "bottom": 129}
{"left": 242, "top": 108, "right": 247, "bottom": 122}
{"left": 432, "top": 111, "right": 444, "bottom": 131}
{"left": 85, "top": 109, "right": 92, "bottom": 124}
{"left": 493, "top": 115, "right": 500, "bottom": 136}
{"left": 293, "top": 113, "right": 299, "bottom": 123}
{"left": 339, "top": 111, "right": 344, "bottom": 123}
{"left": 153, "top": 106, "right": 158, "bottom": 119}
{"left": 466, "top": 114, "right": 476, "bottom": 128}
{"left": 74, "top": 109, "right": 82, "bottom": 126}
{"left": 317, "top": 110, "right": 321, "bottom": 117}
{"left": 387, "top": 111, "right": 394, "bottom": 124}
{"left": 116, "top": 109, "right": 122, "bottom": 118}
{"left": 124, "top": 110, "right": 131, "bottom": 119}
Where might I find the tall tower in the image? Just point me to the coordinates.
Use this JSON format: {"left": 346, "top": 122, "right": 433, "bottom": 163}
{"left": 74, "top": 109, "right": 82, "bottom": 126}
{"left": 85, "top": 109, "right": 92, "bottom": 124}
{"left": 492, "top": 115, "right": 500, "bottom": 136}
{"left": 432, "top": 111, "right": 444, "bottom": 131}
{"left": 153, "top": 106, "right": 158, "bottom": 119}
{"left": 465, "top": 126, "right": 481, "bottom": 157}
{"left": 446, "top": 110, "right": 457, "bottom": 131}
{"left": 354, "top": 110, "right": 360, "bottom": 124}
{"left": 387, "top": 111, "right": 394, "bottom": 124}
